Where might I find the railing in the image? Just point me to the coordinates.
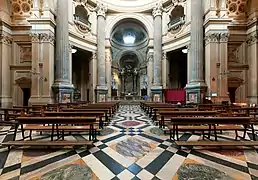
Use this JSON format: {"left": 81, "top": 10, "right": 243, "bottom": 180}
{"left": 73, "top": 14, "right": 91, "bottom": 27}
{"left": 167, "top": 16, "right": 185, "bottom": 31}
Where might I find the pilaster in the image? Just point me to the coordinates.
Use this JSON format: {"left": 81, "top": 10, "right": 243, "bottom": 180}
{"left": 162, "top": 51, "right": 167, "bottom": 89}
{"left": 89, "top": 52, "right": 97, "bottom": 103}
{"left": 247, "top": 31, "right": 258, "bottom": 104}
{"left": 0, "top": 35, "right": 13, "bottom": 107}
{"left": 106, "top": 47, "right": 112, "bottom": 101}
{"left": 218, "top": 33, "right": 230, "bottom": 102}
{"left": 29, "top": 33, "right": 55, "bottom": 105}
{"left": 147, "top": 50, "right": 153, "bottom": 98}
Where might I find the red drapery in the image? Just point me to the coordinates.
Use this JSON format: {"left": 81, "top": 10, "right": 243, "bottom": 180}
{"left": 163, "top": 88, "right": 186, "bottom": 104}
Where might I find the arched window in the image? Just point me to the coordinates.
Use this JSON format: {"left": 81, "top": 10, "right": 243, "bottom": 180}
{"left": 74, "top": 5, "right": 90, "bottom": 26}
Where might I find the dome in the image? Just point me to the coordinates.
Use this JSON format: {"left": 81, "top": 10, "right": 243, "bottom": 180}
{"left": 111, "top": 22, "right": 148, "bottom": 47}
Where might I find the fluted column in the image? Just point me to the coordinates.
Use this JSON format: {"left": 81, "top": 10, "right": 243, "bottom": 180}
{"left": 95, "top": 2, "right": 108, "bottom": 102}
{"left": 151, "top": 2, "right": 163, "bottom": 102}
{"left": 52, "top": 0, "right": 73, "bottom": 103}
{"left": 185, "top": 0, "right": 207, "bottom": 104}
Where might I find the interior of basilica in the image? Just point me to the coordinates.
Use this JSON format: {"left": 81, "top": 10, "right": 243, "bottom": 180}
{"left": 0, "top": 0, "right": 258, "bottom": 179}
{"left": 0, "top": 0, "right": 257, "bottom": 106}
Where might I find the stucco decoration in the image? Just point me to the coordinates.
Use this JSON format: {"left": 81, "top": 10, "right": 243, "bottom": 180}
{"left": 226, "top": 0, "right": 249, "bottom": 20}
{"left": 11, "top": 0, "right": 33, "bottom": 17}
{"left": 73, "top": 3, "right": 91, "bottom": 34}
{"left": 168, "top": 5, "right": 185, "bottom": 34}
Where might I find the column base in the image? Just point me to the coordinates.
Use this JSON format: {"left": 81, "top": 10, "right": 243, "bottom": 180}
{"left": 52, "top": 83, "right": 74, "bottom": 103}
{"left": 95, "top": 85, "right": 108, "bottom": 102}
{"left": 151, "top": 86, "right": 163, "bottom": 102}
{"left": 185, "top": 82, "right": 207, "bottom": 104}
{"left": 0, "top": 97, "right": 12, "bottom": 107}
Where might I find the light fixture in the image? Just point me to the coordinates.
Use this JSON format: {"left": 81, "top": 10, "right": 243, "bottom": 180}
{"left": 182, "top": 48, "right": 188, "bottom": 54}
{"left": 72, "top": 48, "right": 77, "bottom": 53}
{"left": 123, "top": 32, "right": 136, "bottom": 45}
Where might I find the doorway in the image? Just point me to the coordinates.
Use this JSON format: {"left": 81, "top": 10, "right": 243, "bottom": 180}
{"left": 22, "top": 88, "right": 31, "bottom": 106}
{"left": 168, "top": 48, "right": 187, "bottom": 88}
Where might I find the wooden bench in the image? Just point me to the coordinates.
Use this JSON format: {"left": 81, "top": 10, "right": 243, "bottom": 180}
{"left": 1, "top": 140, "right": 93, "bottom": 149}
{"left": 175, "top": 140, "right": 258, "bottom": 149}
{"left": 42, "top": 111, "right": 106, "bottom": 128}
{"left": 158, "top": 111, "right": 218, "bottom": 128}
{"left": 4, "top": 116, "right": 97, "bottom": 150}
{"left": 168, "top": 116, "right": 253, "bottom": 141}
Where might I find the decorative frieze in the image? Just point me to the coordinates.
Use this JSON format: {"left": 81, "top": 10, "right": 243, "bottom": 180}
{"left": 30, "top": 33, "right": 55, "bottom": 43}
{"left": 246, "top": 32, "right": 258, "bottom": 46}
{"left": 205, "top": 32, "right": 229, "bottom": 45}
{"left": 0, "top": 35, "right": 13, "bottom": 45}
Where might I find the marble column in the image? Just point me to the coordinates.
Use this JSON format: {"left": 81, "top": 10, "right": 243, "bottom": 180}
{"left": 95, "top": 2, "right": 108, "bottom": 102}
{"left": 0, "top": 35, "right": 12, "bottom": 107}
{"left": 185, "top": 0, "right": 207, "bottom": 104}
{"left": 151, "top": 2, "right": 163, "bottom": 101}
{"left": 52, "top": 0, "right": 74, "bottom": 103}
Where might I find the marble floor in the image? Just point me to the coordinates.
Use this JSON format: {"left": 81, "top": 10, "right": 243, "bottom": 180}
{"left": 0, "top": 105, "right": 258, "bottom": 180}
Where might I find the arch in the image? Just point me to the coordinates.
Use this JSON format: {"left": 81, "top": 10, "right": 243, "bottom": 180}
{"left": 106, "top": 13, "right": 153, "bottom": 39}
{"left": 115, "top": 50, "right": 143, "bottom": 68}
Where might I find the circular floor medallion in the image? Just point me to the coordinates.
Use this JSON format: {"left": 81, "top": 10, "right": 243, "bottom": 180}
{"left": 122, "top": 120, "right": 141, "bottom": 127}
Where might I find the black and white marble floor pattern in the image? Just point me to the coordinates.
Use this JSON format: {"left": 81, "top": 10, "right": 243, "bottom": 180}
{"left": 0, "top": 105, "right": 258, "bottom": 180}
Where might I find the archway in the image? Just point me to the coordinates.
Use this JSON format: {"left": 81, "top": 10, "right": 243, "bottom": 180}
{"left": 109, "top": 19, "right": 149, "bottom": 100}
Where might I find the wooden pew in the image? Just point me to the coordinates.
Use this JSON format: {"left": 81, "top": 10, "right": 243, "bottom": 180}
{"left": 167, "top": 116, "right": 258, "bottom": 149}
{"left": 158, "top": 111, "right": 218, "bottom": 128}
{"left": 1, "top": 116, "right": 96, "bottom": 150}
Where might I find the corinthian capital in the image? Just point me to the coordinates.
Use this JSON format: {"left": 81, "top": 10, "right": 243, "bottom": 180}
{"left": 96, "top": 2, "right": 107, "bottom": 17}
{"left": 152, "top": 1, "right": 163, "bottom": 18}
